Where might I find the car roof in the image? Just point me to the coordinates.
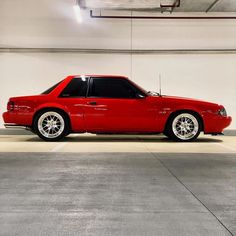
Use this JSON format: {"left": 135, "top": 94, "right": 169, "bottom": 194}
{"left": 70, "top": 75, "right": 129, "bottom": 79}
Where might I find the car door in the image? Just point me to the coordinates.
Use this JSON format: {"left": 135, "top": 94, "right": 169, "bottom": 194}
{"left": 84, "top": 77, "right": 159, "bottom": 133}
{"left": 56, "top": 77, "right": 88, "bottom": 132}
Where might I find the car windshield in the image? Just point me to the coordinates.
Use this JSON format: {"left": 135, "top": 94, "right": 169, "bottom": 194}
{"left": 41, "top": 80, "right": 63, "bottom": 95}
{"left": 127, "top": 79, "right": 148, "bottom": 95}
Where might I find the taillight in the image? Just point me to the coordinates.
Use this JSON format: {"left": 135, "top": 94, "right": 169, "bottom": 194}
{"left": 7, "top": 101, "right": 15, "bottom": 111}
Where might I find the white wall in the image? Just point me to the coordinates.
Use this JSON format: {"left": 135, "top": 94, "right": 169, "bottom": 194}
{"left": 0, "top": 0, "right": 236, "bottom": 128}
{"left": 0, "top": 53, "right": 235, "bottom": 128}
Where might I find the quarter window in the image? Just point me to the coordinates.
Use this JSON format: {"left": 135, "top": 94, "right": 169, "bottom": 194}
{"left": 89, "top": 78, "right": 140, "bottom": 98}
{"left": 60, "top": 77, "right": 88, "bottom": 97}
{"left": 42, "top": 80, "right": 63, "bottom": 95}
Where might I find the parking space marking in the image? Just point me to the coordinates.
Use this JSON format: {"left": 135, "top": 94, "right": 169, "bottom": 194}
{"left": 50, "top": 142, "right": 67, "bottom": 152}
{"left": 215, "top": 143, "right": 236, "bottom": 152}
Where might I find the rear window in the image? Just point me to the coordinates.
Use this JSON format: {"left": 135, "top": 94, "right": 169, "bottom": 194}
{"left": 42, "top": 81, "right": 62, "bottom": 95}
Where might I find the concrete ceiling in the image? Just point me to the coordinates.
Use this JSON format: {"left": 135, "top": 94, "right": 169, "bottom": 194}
{"left": 175, "top": 0, "right": 236, "bottom": 12}
{"left": 80, "top": 0, "right": 236, "bottom": 12}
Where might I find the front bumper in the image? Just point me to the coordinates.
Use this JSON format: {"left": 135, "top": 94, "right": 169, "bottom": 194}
{"left": 204, "top": 115, "right": 232, "bottom": 134}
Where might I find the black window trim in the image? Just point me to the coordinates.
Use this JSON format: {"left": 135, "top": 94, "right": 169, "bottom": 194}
{"left": 87, "top": 77, "right": 146, "bottom": 99}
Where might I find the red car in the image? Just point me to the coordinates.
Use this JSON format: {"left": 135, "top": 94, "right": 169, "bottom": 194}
{"left": 3, "top": 75, "right": 232, "bottom": 142}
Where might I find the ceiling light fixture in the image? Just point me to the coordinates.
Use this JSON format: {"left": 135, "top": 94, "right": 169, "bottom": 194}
{"left": 73, "top": 0, "right": 82, "bottom": 23}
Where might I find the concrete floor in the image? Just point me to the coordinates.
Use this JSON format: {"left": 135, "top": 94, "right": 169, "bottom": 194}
{"left": 0, "top": 134, "right": 236, "bottom": 235}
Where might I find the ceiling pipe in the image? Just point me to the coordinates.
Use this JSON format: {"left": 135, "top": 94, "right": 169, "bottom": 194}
{"left": 90, "top": 10, "right": 236, "bottom": 19}
{"left": 206, "top": 0, "right": 221, "bottom": 13}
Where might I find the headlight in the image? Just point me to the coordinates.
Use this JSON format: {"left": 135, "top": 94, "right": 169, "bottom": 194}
{"left": 218, "top": 107, "right": 227, "bottom": 117}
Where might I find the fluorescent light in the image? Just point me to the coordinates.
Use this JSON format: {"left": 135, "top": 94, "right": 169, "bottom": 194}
{"left": 73, "top": 3, "right": 82, "bottom": 23}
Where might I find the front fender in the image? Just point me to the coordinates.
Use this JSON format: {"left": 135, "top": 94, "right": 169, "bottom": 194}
{"left": 159, "top": 104, "right": 204, "bottom": 133}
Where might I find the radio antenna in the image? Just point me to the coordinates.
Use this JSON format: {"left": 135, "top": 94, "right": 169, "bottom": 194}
{"left": 159, "top": 74, "right": 162, "bottom": 96}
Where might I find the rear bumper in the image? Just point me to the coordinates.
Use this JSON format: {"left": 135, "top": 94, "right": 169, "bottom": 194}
{"left": 3, "top": 111, "right": 32, "bottom": 127}
{"left": 4, "top": 123, "right": 31, "bottom": 130}
{"left": 3, "top": 111, "right": 15, "bottom": 124}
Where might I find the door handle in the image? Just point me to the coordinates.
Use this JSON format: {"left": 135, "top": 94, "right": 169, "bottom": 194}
{"left": 87, "top": 101, "right": 97, "bottom": 105}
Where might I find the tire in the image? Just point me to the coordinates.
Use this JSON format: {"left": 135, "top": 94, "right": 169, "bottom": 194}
{"left": 33, "top": 109, "right": 70, "bottom": 141}
{"left": 166, "top": 112, "right": 202, "bottom": 142}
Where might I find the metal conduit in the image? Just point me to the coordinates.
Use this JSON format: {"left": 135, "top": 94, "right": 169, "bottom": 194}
{"left": 90, "top": 10, "right": 236, "bottom": 20}
{"left": 1, "top": 48, "right": 236, "bottom": 54}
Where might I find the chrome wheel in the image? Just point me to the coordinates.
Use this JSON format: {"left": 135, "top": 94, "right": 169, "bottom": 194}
{"left": 172, "top": 113, "right": 199, "bottom": 141}
{"left": 38, "top": 112, "right": 65, "bottom": 139}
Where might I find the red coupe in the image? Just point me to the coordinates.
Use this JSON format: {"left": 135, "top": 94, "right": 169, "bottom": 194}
{"left": 3, "top": 75, "right": 232, "bottom": 141}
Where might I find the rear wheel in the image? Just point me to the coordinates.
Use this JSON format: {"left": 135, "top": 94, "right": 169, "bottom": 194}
{"left": 166, "top": 112, "right": 202, "bottom": 142}
{"left": 34, "top": 110, "right": 69, "bottom": 141}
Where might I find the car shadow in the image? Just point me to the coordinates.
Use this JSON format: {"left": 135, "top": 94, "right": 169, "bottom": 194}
{"left": 25, "top": 135, "right": 223, "bottom": 143}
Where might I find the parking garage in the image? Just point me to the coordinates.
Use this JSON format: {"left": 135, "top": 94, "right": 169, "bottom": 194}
{"left": 0, "top": 0, "right": 236, "bottom": 235}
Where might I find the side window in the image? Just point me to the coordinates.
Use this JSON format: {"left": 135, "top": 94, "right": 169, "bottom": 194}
{"left": 60, "top": 77, "right": 88, "bottom": 98}
{"left": 89, "top": 78, "right": 138, "bottom": 98}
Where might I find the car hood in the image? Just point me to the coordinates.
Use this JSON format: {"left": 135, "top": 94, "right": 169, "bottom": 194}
{"left": 159, "top": 95, "right": 222, "bottom": 109}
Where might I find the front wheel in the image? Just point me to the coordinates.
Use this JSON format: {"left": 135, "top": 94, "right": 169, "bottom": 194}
{"left": 34, "top": 110, "right": 69, "bottom": 141}
{"left": 166, "top": 112, "right": 202, "bottom": 142}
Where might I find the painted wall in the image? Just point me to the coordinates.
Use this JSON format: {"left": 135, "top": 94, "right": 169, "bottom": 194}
{"left": 0, "top": 53, "right": 235, "bottom": 129}
{"left": 0, "top": 0, "right": 236, "bottom": 128}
